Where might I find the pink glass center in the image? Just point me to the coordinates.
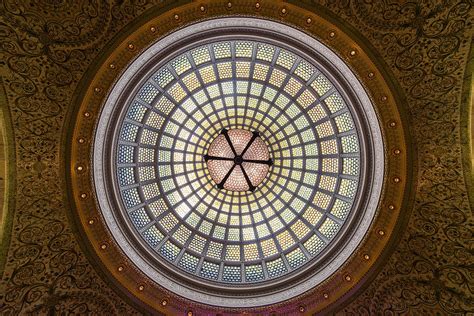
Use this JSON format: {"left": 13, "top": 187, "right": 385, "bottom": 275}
{"left": 205, "top": 129, "right": 272, "bottom": 192}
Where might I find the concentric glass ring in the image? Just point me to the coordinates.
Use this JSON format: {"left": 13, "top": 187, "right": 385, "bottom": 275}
{"left": 115, "top": 39, "right": 361, "bottom": 285}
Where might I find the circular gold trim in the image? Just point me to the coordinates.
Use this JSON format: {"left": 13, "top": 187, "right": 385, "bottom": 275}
{"left": 69, "top": 1, "right": 409, "bottom": 314}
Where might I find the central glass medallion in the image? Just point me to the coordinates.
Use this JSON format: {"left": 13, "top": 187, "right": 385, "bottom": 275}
{"left": 205, "top": 128, "right": 272, "bottom": 192}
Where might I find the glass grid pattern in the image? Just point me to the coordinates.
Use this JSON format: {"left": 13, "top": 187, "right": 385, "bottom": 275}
{"left": 115, "top": 40, "right": 361, "bottom": 284}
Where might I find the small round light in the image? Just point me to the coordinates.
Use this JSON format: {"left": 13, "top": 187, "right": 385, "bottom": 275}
{"left": 281, "top": 8, "right": 287, "bottom": 14}
{"left": 378, "top": 230, "right": 385, "bottom": 236}
{"left": 127, "top": 43, "right": 135, "bottom": 50}
{"left": 363, "top": 254, "right": 370, "bottom": 260}
{"left": 200, "top": 5, "right": 206, "bottom": 12}
{"left": 150, "top": 26, "right": 156, "bottom": 33}
{"left": 368, "top": 72, "right": 374, "bottom": 78}
{"left": 88, "top": 219, "right": 94, "bottom": 225}
{"left": 349, "top": 50, "right": 357, "bottom": 56}
{"left": 227, "top": 2, "right": 232, "bottom": 8}
{"left": 118, "top": 266, "right": 124, "bottom": 272}
{"left": 80, "top": 193, "right": 87, "bottom": 199}
{"left": 323, "top": 293, "right": 329, "bottom": 299}
{"left": 161, "top": 299, "right": 168, "bottom": 306}
{"left": 174, "top": 14, "right": 179, "bottom": 20}
{"left": 255, "top": 2, "right": 260, "bottom": 9}
{"left": 187, "top": 311, "right": 193, "bottom": 316}
{"left": 393, "top": 177, "right": 400, "bottom": 183}
{"left": 100, "top": 243, "right": 107, "bottom": 250}
{"left": 94, "top": 87, "right": 101, "bottom": 93}
{"left": 388, "top": 204, "right": 395, "bottom": 210}
{"left": 77, "top": 165, "right": 83, "bottom": 171}
{"left": 138, "top": 285, "right": 144, "bottom": 291}
{"left": 83, "top": 112, "right": 90, "bottom": 117}
{"left": 393, "top": 149, "right": 401, "bottom": 155}
{"left": 306, "top": 18, "right": 312, "bottom": 24}
{"left": 78, "top": 138, "right": 85, "bottom": 144}
{"left": 389, "top": 121, "right": 397, "bottom": 127}
{"left": 329, "top": 31, "right": 336, "bottom": 38}
{"left": 109, "top": 63, "right": 116, "bottom": 69}
{"left": 381, "top": 95, "right": 388, "bottom": 101}
{"left": 345, "top": 274, "right": 352, "bottom": 282}
{"left": 299, "top": 306, "right": 305, "bottom": 312}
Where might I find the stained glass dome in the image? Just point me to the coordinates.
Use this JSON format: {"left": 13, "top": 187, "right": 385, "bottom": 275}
{"left": 93, "top": 18, "right": 384, "bottom": 307}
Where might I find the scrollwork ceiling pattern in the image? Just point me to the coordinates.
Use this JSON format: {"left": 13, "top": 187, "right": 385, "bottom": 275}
{"left": 0, "top": 0, "right": 163, "bottom": 314}
{"left": 306, "top": 0, "right": 473, "bottom": 314}
{"left": 0, "top": 0, "right": 472, "bottom": 314}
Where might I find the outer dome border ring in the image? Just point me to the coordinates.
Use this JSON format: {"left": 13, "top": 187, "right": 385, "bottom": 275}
{"left": 68, "top": 3, "right": 409, "bottom": 315}
{"left": 93, "top": 17, "right": 382, "bottom": 307}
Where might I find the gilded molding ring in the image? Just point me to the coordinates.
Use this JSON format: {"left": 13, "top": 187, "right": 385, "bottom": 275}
{"left": 69, "top": 1, "right": 409, "bottom": 314}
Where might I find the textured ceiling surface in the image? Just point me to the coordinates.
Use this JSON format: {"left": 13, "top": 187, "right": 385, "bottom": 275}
{"left": 0, "top": 0, "right": 472, "bottom": 315}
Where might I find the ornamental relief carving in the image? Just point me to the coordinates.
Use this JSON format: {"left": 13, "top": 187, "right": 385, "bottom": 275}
{"left": 0, "top": 0, "right": 472, "bottom": 314}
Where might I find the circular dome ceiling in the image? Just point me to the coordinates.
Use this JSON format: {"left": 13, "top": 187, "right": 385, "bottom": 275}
{"left": 89, "top": 16, "right": 387, "bottom": 309}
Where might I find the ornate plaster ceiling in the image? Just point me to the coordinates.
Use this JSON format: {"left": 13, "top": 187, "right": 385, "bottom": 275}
{"left": 0, "top": 0, "right": 472, "bottom": 315}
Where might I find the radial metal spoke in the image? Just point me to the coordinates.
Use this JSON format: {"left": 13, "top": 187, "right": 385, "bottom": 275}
{"left": 204, "top": 155, "right": 234, "bottom": 162}
{"left": 243, "top": 158, "right": 273, "bottom": 166}
{"left": 221, "top": 129, "right": 237, "bottom": 156}
{"left": 240, "top": 165, "right": 256, "bottom": 192}
{"left": 217, "top": 164, "right": 236, "bottom": 189}
{"left": 240, "top": 131, "right": 259, "bottom": 157}
{"left": 207, "top": 129, "right": 270, "bottom": 192}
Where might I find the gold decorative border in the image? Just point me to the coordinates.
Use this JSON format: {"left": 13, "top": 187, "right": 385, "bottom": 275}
{"left": 69, "top": 1, "right": 409, "bottom": 314}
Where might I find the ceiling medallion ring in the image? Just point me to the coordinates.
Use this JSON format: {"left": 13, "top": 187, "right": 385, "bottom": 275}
{"left": 205, "top": 128, "right": 273, "bottom": 192}
{"left": 69, "top": 4, "right": 408, "bottom": 315}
